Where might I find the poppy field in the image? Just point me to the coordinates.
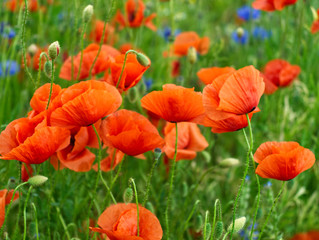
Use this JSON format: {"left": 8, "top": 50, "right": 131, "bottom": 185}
{"left": 1, "top": 0, "right": 319, "bottom": 239}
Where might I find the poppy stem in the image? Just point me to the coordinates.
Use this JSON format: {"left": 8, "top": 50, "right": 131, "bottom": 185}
{"left": 165, "top": 122, "right": 178, "bottom": 240}
{"left": 210, "top": 199, "right": 222, "bottom": 240}
{"left": 21, "top": 0, "right": 36, "bottom": 88}
{"left": 142, "top": 153, "right": 158, "bottom": 206}
{"left": 258, "top": 182, "right": 286, "bottom": 240}
{"left": 37, "top": 52, "right": 49, "bottom": 89}
{"left": 182, "top": 200, "right": 200, "bottom": 235}
{"left": 116, "top": 49, "right": 138, "bottom": 89}
{"left": 76, "top": 21, "right": 88, "bottom": 81}
{"left": 31, "top": 203, "right": 39, "bottom": 240}
{"left": 0, "top": 182, "right": 28, "bottom": 236}
{"left": 129, "top": 178, "right": 140, "bottom": 236}
{"left": 203, "top": 210, "right": 210, "bottom": 239}
{"left": 23, "top": 186, "right": 33, "bottom": 240}
{"left": 46, "top": 59, "right": 55, "bottom": 110}
{"left": 88, "top": 0, "right": 117, "bottom": 79}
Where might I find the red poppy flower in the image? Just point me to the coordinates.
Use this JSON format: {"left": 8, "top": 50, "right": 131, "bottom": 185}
{"left": 30, "top": 83, "right": 62, "bottom": 114}
{"left": 171, "top": 60, "right": 181, "bottom": 78}
{"left": 59, "top": 44, "right": 120, "bottom": 81}
{"left": 141, "top": 84, "right": 205, "bottom": 123}
{"left": 0, "top": 189, "right": 20, "bottom": 228}
{"left": 90, "top": 203, "right": 163, "bottom": 240}
{"left": 6, "top": 0, "right": 39, "bottom": 12}
{"left": 262, "top": 59, "right": 300, "bottom": 94}
{"left": 50, "top": 121, "right": 100, "bottom": 172}
{"left": 197, "top": 66, "right": 236, "bottom": 85}
{"left": 105, "top": 53, "right": 150, "bottom": 91}
{"left": 252, "top": 0, "right": 298, "bottom": 11}
{"left": 100, "top": 109, "right": 164, "bottom": 156}
{"left": 50, "top": 80, "right": 122, "bottom": 128}
{"left": 173, "top": 31, "right": 210, "bottom": 56}
{"left": 115, "top": 0, "right": 157, "bottom": 31}
{"left": 254, "top": 142, "right": 316, "bottom": 181}
{"left": 0, "top": 116, "right": 70, "bottom": 164}
{"left": 21, "top": 163, "right": 33, "bottom": 182}
{"left": 89, "top": 20, "right": 116, "bottom": 45}
{"left": 311, "top": 10, "right": 319, "bottom": 34}
{"left": 93, "top": 147, "right": 125, "bottom": 172}
{"left": 22, "top": 46, "right": 47, "bottom": 71}
{"left": 163, "top": 122, "right": 208, "bottom": 161}
{"left": 290, "top": 231, "right": 319, "bottom": 240}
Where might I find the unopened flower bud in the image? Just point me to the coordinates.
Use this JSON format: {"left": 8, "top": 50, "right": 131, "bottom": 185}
{"left": 28, "top": 175, "right": 48, "bottom": 187}
{"left": 227, "top": 216, "right": 246, "bottom": 233}
{"left": 214, "top": 221, "right": 224, "bottom": 239}
{"left": 123, "top": 187, "right": 133, "bottom": 204}
{"left": 205, "top": 223, "right": 212, "bottom": 239}
{"left": 236, "top": 27, "right": 245, "bottom": 38}
{"left": 48, "top": 41, "right": 60, "bottom": 60}
{"left": 187, "top": 46, "right": 197, "bottom": 64}
{"left": 136, "top": 53, "right": 151, "bottom": 67}
{"left": 44, "top": 61, "right": 52, "bottom": 78}
{"left": 219, "top": 158, "right": 240, "bottom": 168}
{"left": 195, "top": 214, "right": 203, "bottom": 232}
{"left": 154, "top": 148, "right": 162, "bottom": 160}
{"left": 128, "top": 87, "right": 138, "bottom": 103}
{"left": 28, "top": 44, "right": 38, "bottom": 56}
{"left": 83, "top": 5, "right": 94, "bottom": 23}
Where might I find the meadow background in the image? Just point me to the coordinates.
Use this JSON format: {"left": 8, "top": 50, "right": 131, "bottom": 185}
{"left": 0, "top": 0, "right": 319, "bottom": 239}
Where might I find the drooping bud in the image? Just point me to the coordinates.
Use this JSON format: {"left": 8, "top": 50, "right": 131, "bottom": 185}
{"left": 83, "top": 5, "right": 94, "bottom": 23}
{"left": 205, "top": 223, "right": 212, "bottom": 239}
{"left": 136, "top": 53, "right": 151, "bottom": 67}
{"left": 236, "top": 27, "right": 245, "bottom": 38}
{"left": 154, "top": 148, "right": 162, "bottom": 160}
{"left": 28, "top": 175, "right": 48, "bottom": 187}
{"left": 219, "top": 158, "right": 240, "bottom": 168}
{"left": 214, "top": 221, "right": 224, "bottom": 239}
{"left": 123, "top": 187, "right": 133, "bottom": 204}
{"left": 128, "top": 87, "right": 138, "bottom": 103}
{"left": 44, "top": 61, "right": 52, "bottom": 78}
{"left": 227, "top": 217, "right": 246, "bottom": 233}
{"left": 194, "top": 214, "right": 203, "bottom": 232}
{"left": 48, "top": 41, "right": 60, "bottom": 60}
{"left": 28, "top": 44, "right": 38, "bottom": 56}
{"left": 187, "top": 46, "right": 197, "bottom": 64}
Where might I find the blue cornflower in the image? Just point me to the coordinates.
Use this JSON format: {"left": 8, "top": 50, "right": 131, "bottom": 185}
{"left": 0, "top": 22, "right": 16, "bottom": 40}
{"left": 159, "top": 27, "right": 181, "bottom": 41}
{"left": 237, "top": 6, "right": 260, "bottom": 21}
{"left": 264, "top": 181, "right": 272, "bottom": 188}
{"left": 239, "top": 223, "right": 259, "bottom": 240}
{"left": 0, "top": 61, "right": 20, "bottom": 77}
{"left": 143, "top": 78, "right": 153, "bottom": 91}
{"left": 252, "top": 27, "right": 271, "bottom": 41}
{"left": 245, "top": 175, "right": 250, "bottom": 182}
{"left": 232, "top": 28, "right": 249, "bottom": 45}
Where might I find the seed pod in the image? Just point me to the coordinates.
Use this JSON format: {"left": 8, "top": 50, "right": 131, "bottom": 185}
{"left": 28, "top": 175, "right": 48, "bottom": 187}
{"left": 214, "top": 221, "right": 224, "bottom": 239}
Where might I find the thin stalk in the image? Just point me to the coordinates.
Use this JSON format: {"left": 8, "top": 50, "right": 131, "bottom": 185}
{"left": 130, "top": 178, "right": 140, "bottom": 236}
{"left": 75, "top": 22, "right": 88, "bottom": 81}
{"left": 21, "top": 0, "right": 36, "bottom": 88}
{"left": 116, "top": 50, "right": 137, "bottom": 88}
{"left": 258, "top": 182, "right": 286, "bottom": 240}
{"left": 46, "top": 59, "right": 55, "bottom": 110}
{"left": 54, "top": 200, "right": 71, "bottom": 240}
{"left": 165, "top": 122, "right": 178, "bottom": 240}
{"left": 36, "top": 52, "right": 49, "bottom": 88}
{"left": 182, "top": 200, "right": 200, "bottom": 234}
{"left": 211, "top": 199, "right": 222, "bottom": 240}
{"left": 0, "top": 182, "right": 28, "bottom": 235}
{"left": 23, "top": 186, "right": 33, "bottom": 240}
{"left": 222, "top": 232, "right": 229, "bottom": 240}
{"left": 31, "top": 203, "right": 39, "bottom": 240}
{"left": 142, "top": 155, "right": 158, "bottom": 206}
{"left": 203, "top": 211, "right": 210, "bottom": 240}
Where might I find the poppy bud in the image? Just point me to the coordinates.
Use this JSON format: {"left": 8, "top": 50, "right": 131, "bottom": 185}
{"left": 194, "top": 214, "right": 203, "bottom": 232}
{"left": 28, "top": 44, "right": 38, "bottom": 56}
{"left": 44, "top": 61, "right": 52, "bottom": 78}
{"left": 214, "top": 221, "right": 224, "bottom": 239}
{"left": 154, "top": 148, "right": 162, "bottom": 160}
{"left": 236, "top": 27, "right": 245, "bottom": 38}
{"left": 219, "top": 158, "right": 240, "bottom": 168}
{"left": 205, "top": 223, "right": 212, "bottom": 239}
{"left": 83, "top": 5, "right": 94, "bottom": 23}
{"left": 187, "top": 46, "right": 197, "bottom": 64}
{"left": 48, "top": 41, "right": 60, "bottom": 60}
{"left": 28, "top": 175, "right": 48, "bottom": 187}
{"left": 227, "top": 216, "right": 246, "bottom": 233}
{"left": 311, "top": 7, "right": 318, "bottom": 21}
{"left": 128, "top": 87, "right": 138, "bottom": 103}
{"left": 136, "top": 53, "right": 151, "bottom": 67}
{"left": 123, "top": 187, "right": 133, "bottom": 204}
{"left": 145, "top": 201, "right": 155, "bottom": 213}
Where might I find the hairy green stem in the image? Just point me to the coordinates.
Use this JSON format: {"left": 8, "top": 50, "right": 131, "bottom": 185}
{"left": 142, "top": 155, "right": 158, "bottom": 206}
{"left": 165, "top": 122, "right": 178, "bottom": 240}
{"left": 211, "top": 199, "right": 222, "bottom": 240}
{"left": 116, "top": 50, "right": 138, "bottom": 88}
{"left": 130, "top": 178, "right": 140, "bottom": 236}
{"left": 31, "top": 203, "right": 39, "bottom": 240}
{"left": 46, "top": 59, "right": 55, "bottom": 110}
{"left": 203, "top": 211, "right": 210, "bottom": 240}
{"left": 23, "top": 186, "right": 33, "bottom": 240}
